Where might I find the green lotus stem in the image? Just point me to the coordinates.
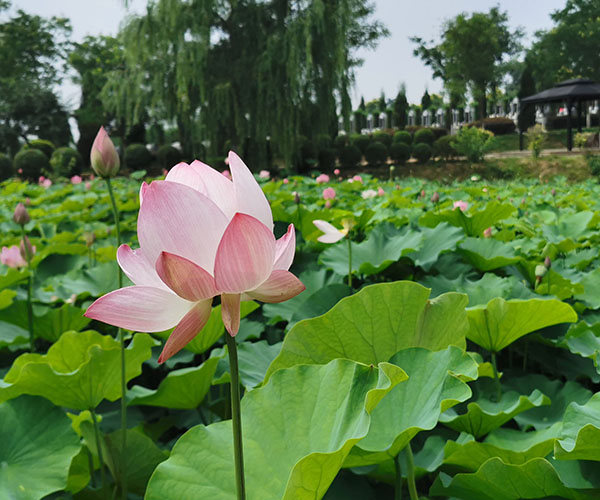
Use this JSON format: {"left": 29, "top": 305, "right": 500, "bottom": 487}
{"left": 347, "top": 236, "right": 353, "bottom": 288}
{"left": 105, "top": 177, "right": 127, "bottom": 499}
{"left": 405, "top": 442, "right": 419, "bottom": 500}
{"left": 226, "top": 333, "right": 246, "bottom": 500}
{"left": 90, "top": 409, "right": 107, "bottom": 489}
{"left": 20, "top": 227, "right": 34, "bottom": 351}
{"left": 394, "top": 453, "right": 403, "bottom": 500}
{"left": 491, "top": 352, "right": 502, "bottom": 401}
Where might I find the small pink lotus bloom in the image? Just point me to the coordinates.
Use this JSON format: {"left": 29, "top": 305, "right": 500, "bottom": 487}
{"left": 85, "top": 152, "right": 305, "bottom": 363}
{"left": 453, "top": 200, "right": 468, "bottom": 212}
{"left": 431, "top": 191, "right": 440, "bottom": 203}
{"left": 20, "top": 236, "right": 35, "bottom": 263}
{"left": 71, "top": 175, "right": 82, "bottom": 185}
{"left": 38, "top": 176, "right": 45, "bottom": 183}
{"left": 25, "top": 198, "right": 30, "bottom": 205}
{"left": 13, "top": 203, "right": 30, "bottom": 226}
{"left": 323, "top": 187, "right": 336, "bottom": 200}
{"left": 85, "top": 181, "right": 91, "bottom": 190}
{"left": 90, "top": 127, "right": 120, "bottom": 178}
{"left": 325, "top": 200, "right": 332, "bottom": 209}
{"left": 316, "top": 174, "right": 330, "bottom": 184}
{"left": 259, "top": 170, "right": 270, "bottom": 179}
{"left": 482, "top": 187, "right": 488, "bottom": 193}
{"left": 17, "top": 168, "right": 23, "bottom": 174}
{"left": 162, "top": 169, "right": 168, "bottom": 177}
{"left": 90, "top": 174, "right": 95, "bottom": 181}
{"left": 362, "top": 189, "right": 377, "bottom": 200}
{"left": 483, "top": 227, "right": 492, "bottom": 238}
{"left": 420, "top": 189, "right": 426, "bottom": 198}
{"left": 353, "top": 175, "right": 363, "bottom": 183}
{"left": 378, "top": 187, "right": 385, "bottom": 197}
{"left": 283, "top": 178, "right": 289, "bottom": 184}
{"left": 551, "top": 188, "right": 556, "bottom": 197}
{"left": 41, "top": 178, "right": 52, "bottom": 188}
{"left": 1, "top": 246, "right": 27, "bottom": 268}
{"left": 334, "top": 168, "right": 341, "bottom": 175}
{"left": 313, "top": 220, "right": 348, "bottom": 244}
{"left": 221, "top": 170, "right": 231, "bottom": 180}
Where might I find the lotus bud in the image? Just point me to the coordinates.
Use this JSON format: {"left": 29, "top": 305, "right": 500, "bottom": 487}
{"left": 19, "top": 236, "right": 35, "bottom": 263}
{"left": 90, "top": 126, "right": 120, "bottom": 178}
{"left": 13, "top": 203, "right": 30, "bottom": 226}
{"left": 334, "top": 168, "right": 340, "bottom": 175}
{"left": 544, "top": 256, "right": 551, "bottom": 269}
{"left": 551, "top": 188, "right": 556, "bottom": 197}
{"left": 84, "top": 231, "right": 96, "bottom": 248}
{"left": 325, "top": 200, "right": 331, "bottom": 209}
{"left": 535, "top": 264, "right": 547, "bottom": 278}
{"left": 483, "top": 227, "right": 492, "bottom": 238}
{"left": 420, "top": 189, "right": 426, "bottom": 198}
{"left": 293, "top": 192, "right": 301, "bottom": 204}
{"left": 431, "top": 191, "right": 440, "bottom": 203}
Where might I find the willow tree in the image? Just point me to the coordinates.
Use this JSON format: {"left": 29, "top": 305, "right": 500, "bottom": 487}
{"left": 102, "top": 0, "right": 386, "bottom": 169}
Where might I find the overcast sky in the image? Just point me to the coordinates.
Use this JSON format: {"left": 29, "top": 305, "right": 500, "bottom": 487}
{"left": 13, "top": 0, "right": 566, "bottom": 108}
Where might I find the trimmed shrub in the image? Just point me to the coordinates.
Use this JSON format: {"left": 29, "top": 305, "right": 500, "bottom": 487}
{"left": 0, "top": 153, "right": 12, "bottom": 181}
{"left": 433, "top": 136, "right": 458, "bottom": 161}
{"left": 372, "top": 131, "right": 392, "bottom": 148}
{"left": 453, "top": 126, "right": 494, "bottom": 162}
{"left": 339, "top": 144, "right": 362, "bottom": 169}
{"left": 14, "top": 148, "right": 49, "bottom": 180}
{"left": 393, "top": 130, "right": 412, "bottom": 145}
{"left": 469, "top": 117, "right": 516, "bottom": 135}
{"left": 315, "top": 134, "right": 332, "bottom": 151}
{"left": 390, "top": 142, "right": 410, "bottom": 165}
{"left": 405, "top": 125, "right": 423, "bottom": 135}
{"left": 413, "top": 128, "right": 435, "bottom": 146}
{"left": 318, "top": 148, "right": 337, "bottom": 171}
{"left": 50, "top": 147, "right": 83, "bottom": 177}
{"left": 124, "top": 143, "right": 153, "bottom": 170}
{"left": 526, "top": 124, "right": 545, "bottom": 159}
{"left": 351, "top": 134, "right": 371, "bottom": 154}
{"left": 333, "top": 134, "right": 350, "bottom": 152}
{"left": 156, "top": 145, "right": 183, "bottom": 169}
{"left": 588, "top": 154, "right": 600, "bottom": 177}
{"left": 431, "top": 128, "right": 449, "bottom": 140}
{"left": 365, "top": 141, "right": 388, "bottom": 166}
{"left": 412, "top": 143, "right": 432, "bottom": 164}
{"left": 23, "top": 139, "right": 55, "bottom": 159}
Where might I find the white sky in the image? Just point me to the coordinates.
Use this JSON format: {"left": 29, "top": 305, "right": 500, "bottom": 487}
{"left": 12, "top": 0, "right": 565, "bottom": 108}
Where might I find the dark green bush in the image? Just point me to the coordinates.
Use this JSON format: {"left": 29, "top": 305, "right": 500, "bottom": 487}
{"left": 350, "top": 134, "right": 371, "bottom": 154}
{"left": 0, "top": 153, "right": 12, "bottom": 181}
{"left": 315, "top": 134, "right": 332, "bottom": 151}
{"left": 372, "top": 131, "right": 392, "bottom": 148}
{"left": 124, "top": 143, "right": 153, "bottom": 170}
{"left": 50, "top": 147, "right": 83, "bottom": 177}
{"left": 318, "top": 148, "right": 337, "bottom": 171}
{"left": 298, "top": 136, "right": 317, "bottom": 173}
{"left": 393, "top": 130, "right": 412, "bottom": 145}
{"left": 339, "top": 144, "right": 362, "bottom": 169}
{"left": 431, "top": 128, "right": 449, "bottom": 140}
{"left": 468, "top": 117, "right": 516, "bottom": 135}
{"left": 413, "top": 128, "right": 435, "bottom": 146}
{"left": 14, "top": 148, "right": 49, "bottom": 180}
{"left": 365, "top": 141, "right": 388, "bottom": 166}
{"left": 333, "top": 134, "right": 350, "bottom": 152}
{"left": 433, "top": 136, "right": 458, "bottom": 161}
{"left": 23, "top": 139, "right": 55, "bottom": 159}
{"left": 390, "top": 142, "right": 410, "bottom": 165}
{"left": 405, "top": 125, "right": 423, "bottom": 135}
{"left": 156, "top": 145, "right": 183, "bottom": 169}
{"left": 412, "top": 143, "right": 432, "bottom": 164}
{"left": 587, "top": 154, "right": 600, "bottom": 177}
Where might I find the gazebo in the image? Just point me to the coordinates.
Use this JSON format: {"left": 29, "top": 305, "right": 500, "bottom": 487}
{"left": 520, "top": 79, "right": 600, "bottom": 150}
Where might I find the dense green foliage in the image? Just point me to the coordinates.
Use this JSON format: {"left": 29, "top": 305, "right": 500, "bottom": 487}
{"left": 50, "top": 147, "right": 83, "bottom": 177}
{"left": 414, "top": 128, "right": 435, "bottom": 146}
{"left": 390, "top": 142, "right": 411, "bottom": 164}
{"left": 13, "top": 148, "right": 49, "bottom": 180}
{"left": 453, "top": 126, "right": 495, "bottom": 162}
{"left": 412, "top": 142, "right": 432, "bottom": 163}
{"left": 365, "top": 141, "right": 388, "bottom": 165}
{"left": 124, "top": 143, "right": 152, "bottom": 171}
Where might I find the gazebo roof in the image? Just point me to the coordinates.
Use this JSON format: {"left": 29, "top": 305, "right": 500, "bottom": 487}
{"left": 521, "top": 78, "right": 600, "bottom": 104}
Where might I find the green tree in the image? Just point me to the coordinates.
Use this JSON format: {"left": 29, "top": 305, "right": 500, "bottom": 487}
{"left": 0, "top": 3, "right": 72, "bottom": 154}
{"left": 518, "top": 59, "right": 536, "bottom": 132}
{"left": 411, "top": 7, "right": 522, "bottom": 120}
{"left": 393, "top": 84, "right": 408, "bottom": 129}
{"left": 421, "top": 90, "right": 431, "bottom": 111}
{"left": 528, "top": 0, "right": 600, "bottom": 88}
{"left": 103, "top": 0, "right": 387, "bottom": 169}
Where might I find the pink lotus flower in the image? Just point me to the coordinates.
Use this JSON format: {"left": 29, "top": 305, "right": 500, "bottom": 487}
{"left": 17, "top": 168, "right": 23, "bottom": 174}
{"left": 283, "top": 178, "right": 289, "bottom": 184}
{"left": 90, "top": 127, "right": 120, "bottom": 178}
{"left": 316, "top": 174, "right": 330, "bottom": 184}
{"left": 1, "top": 246, "right": 27, "bottom": 268}
{"left": 85, "top": 181, "right": 91, "bottom": 190}
{"left": 483, "top": 227, "right": 492, "bottom": 238}
{"left": 361, "top": 189, "right": 377, "bottom": 200}
{"left": 222, "top": 170, "right": 231, "bottom": 180}
{"left": 258, "top": 170, "right": 270, "bottom": 179}
{"left": 453, "top": 200, "right": 468, "bottom": 212}
{"left": 39, "top": 178, "right": 52, "bottom": 188}
{"left": 377, "top": 187, "right": 385, "bottom": 197}
{"left": 85, "top": 152, "right": 305, "bottom": 363}
{"left": 353, "top": 175, "right": 363, "bottom": 183}
{"left": 323, "top": 187, "right": 336, "bottom": 200}
{"left": 325, "top": 200, "right": 331, "bottom": 209}
{"left": 71, "top": 175, "right": 82, "bottom": 185}
{"left": 313, "top": 219, "right": 353, "bottom": 244}
{"left": 333, "top": 168, "right": 340, "bottom": 175}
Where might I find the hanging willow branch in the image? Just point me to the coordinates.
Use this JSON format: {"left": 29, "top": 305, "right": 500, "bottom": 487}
{"left": 102, "top": 0, "right": 387, "bottom": 170}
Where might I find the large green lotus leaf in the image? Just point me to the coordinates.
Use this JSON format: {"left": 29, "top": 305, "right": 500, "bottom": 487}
{"left": 0, "top": 395, "right": 81, "bottom": 500}
{"left": 213, "top": 340, "right": 282, "bottom": 391}
{"left": 406, "top": 222, "right": 464, "bottom": 271}
{"left": 0, "top": 320, "right": 28, "bottom": 348}
{"left": 0, "top": 289, "right": 16, "bottom": 310}
{"left": 443, "top": 423, "right": 562, "bottom": 471}
{"left": 48, "top": 261, "right": 122, "bottom": 299}
{"left": 0, "top": 267, "right": 29, "bottom": 290}
{"left": 467, "top": 297, "right": 577, "bottom": 352}
{"left": 542, "top": 211, "right": 594, "bottom": 244}
{"left": 319, "top": 223, "right": 423, "bottom": 276}
{"left": 575, "top": 268, "right": 600, "bottom": 310}
{"left": 145, "top": 359, "right": 407, "bottom": 500}
{"left": 458, "top": 237, "right": 520, "bottom": 271}
{"left": 0, "top": 330, "right": 156, "bottom": 409}
{"left": 419, "top": 201, "right": 515, "bottom": 237}
{"left": 556, "top": 322, "right": 600, "bottom": 374}
{"left": 262, "top": 268, "right": 344, "bottom": 326}
{"left": 537, "top": 269, "right": 585, "bottom": 300}
{"left": 430, "top": 457, "right": 598, "bottom": 500}
{"left": 128, "top": 355, "right": 221, "bottom": 409}
{"left": 344, "top": 346, "right": 477, "bottom": 466}
{"left": 439, "top": 390, "right": 550, "bottom": 438}
{"left": 555, "top": 393, "right": 600, "bottom": 461}
{"left": 266, "top": 281, "right": 468, "bottom": 379}
{"left": 182, "top": 301, "right": 259, "bottom": 354}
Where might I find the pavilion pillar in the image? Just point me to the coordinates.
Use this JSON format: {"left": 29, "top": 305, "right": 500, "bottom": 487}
{"left": 577, "top": 99, "right": 583, "bottom": 132}
{"left": 566, "top": 97, "right": 573, "bottom": 151}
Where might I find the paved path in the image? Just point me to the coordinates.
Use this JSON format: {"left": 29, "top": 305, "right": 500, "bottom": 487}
{"left": 486, "top": 148, "right": 592, "bottom": 159}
